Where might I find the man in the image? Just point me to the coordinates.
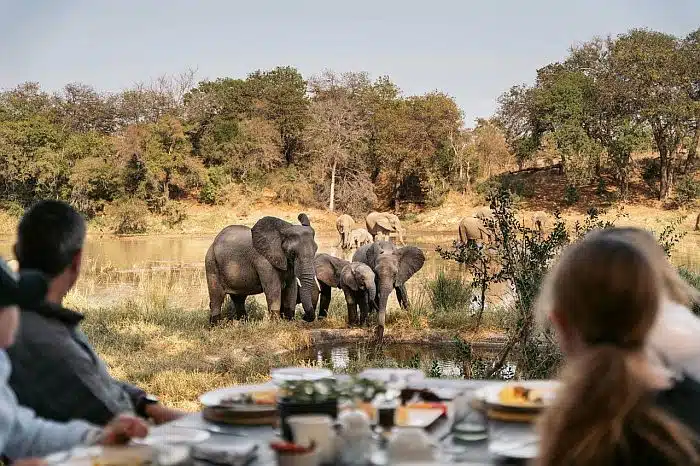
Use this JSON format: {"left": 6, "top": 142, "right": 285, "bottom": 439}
{"left": 6, "top": 200, "right": 184, "bottom": 426}
{"left": 0, "top": 258, "right": 148, "bottom": 459}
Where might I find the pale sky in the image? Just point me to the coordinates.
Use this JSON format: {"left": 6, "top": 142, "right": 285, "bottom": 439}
{"left": 1, "top": 0, "right": 698, "bottom": 124}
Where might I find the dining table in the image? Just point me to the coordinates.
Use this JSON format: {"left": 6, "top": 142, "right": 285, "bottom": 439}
{"left": 151, "top": 377, "right": 541, "bottom": 465}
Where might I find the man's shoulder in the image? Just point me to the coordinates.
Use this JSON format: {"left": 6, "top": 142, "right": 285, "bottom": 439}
{"left": 16, "top": 309, "right": 72, "bottom": 340}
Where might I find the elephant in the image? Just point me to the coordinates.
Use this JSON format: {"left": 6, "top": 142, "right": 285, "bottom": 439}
{"left": 339, "top": 262, "right": 377, "bottom": 327}
{"left": 532, "top": 211, "right": 549, "bottom": 233}
{"left": 347, "top": 228, "right": 373, "bottom": 249}
{"left": 459, "top": 217, "right": 492, "bottom": 245}
{"left": 472, "top": 206, "right": 494, "bottom": 221}
{"left": 353, "top": 241, "right": 425, "bottom": 339}
{"left": 365, "top": 212, "right": 406, "bottom": 245}
{"left": 336, "top": 214, "right": 355, "bottom": 249}
{"left": 205, "top": 213, "right": 319, "bottom": 325}
{"left": 313, "top": 254, "right": 377, "bottom": 326}
{"left": 314, "top": 253, "right": 350, "bottom": 319}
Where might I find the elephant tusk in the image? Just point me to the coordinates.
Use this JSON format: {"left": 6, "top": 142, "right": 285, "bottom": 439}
{"left": 296, "top": 277, "right": 302, "bottom": 288}
{"left": 314, "top": 276, "right": 321, "bottom": 291}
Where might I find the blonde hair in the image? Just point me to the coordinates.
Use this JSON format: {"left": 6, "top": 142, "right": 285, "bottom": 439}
{"left": 534, "top": 229, "right": 699, "bottom": 466}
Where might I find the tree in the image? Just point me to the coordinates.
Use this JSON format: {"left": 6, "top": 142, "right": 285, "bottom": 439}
{"left": 495, "top": 85, "right": 538, "bottom": 168}
{"left": 306, "top": 71, "right": 368, "bottom": 212}
{"left": 610, "top": 29, "right": 694, "bottom": 199}
{"left": 247, "top": 66, "right": 308, "bottom": 165}
{"left": 683, "top": 28, "right": 700, "bottom": 172}
{"left": 55, "top": 83, "right": 118, "bottom": 134}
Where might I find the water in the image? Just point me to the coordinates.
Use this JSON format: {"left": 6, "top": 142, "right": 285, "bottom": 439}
{"left": 288, "top": 342, "right": 517, "bottom": 380}
{"left": 0, "top": 230, "right": 481, "bottom": 310}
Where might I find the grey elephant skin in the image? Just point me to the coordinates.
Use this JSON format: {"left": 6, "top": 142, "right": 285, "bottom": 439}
{"left": 472, "top": 206, "right": 494, "bottom": 221}
{"left": 347, "top": 228, "right": 373, "bottom": 249}
{"left": 205, "top": 214, "right": 319, "bottom": 325}
{"left": 336, "top": 214, "right": 355, "bottom": 249}
{"left": 459, "top": 217, "right": 491, "bottom": 245}
{"left": 365, "top": 212, "right": 406, "bottom": 245}
{"left": 353, "top": 241, "right": 425, "bottom": 339}
{"left": 314, "top": 254, "right": 377, "bottom": 326}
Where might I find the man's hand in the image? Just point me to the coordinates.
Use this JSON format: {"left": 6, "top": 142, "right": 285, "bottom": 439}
{"left": 144, "top": 403, "right": 187, "bottom": 425}
{"left": 12, "top": 459, "right": 47, "bottom": 466}
{"left": 100, "top": 414, "right": 149, "bottom": 444}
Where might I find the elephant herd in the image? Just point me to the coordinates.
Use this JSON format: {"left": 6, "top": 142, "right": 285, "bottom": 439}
{"left": 336, "top": 211, "right": 406, "bottom": 249}
{"left": 205, "top": 212, "right": 425, "bottom": 339}
{"left": 458, "top": 207, "right": 551, "bottom": 245}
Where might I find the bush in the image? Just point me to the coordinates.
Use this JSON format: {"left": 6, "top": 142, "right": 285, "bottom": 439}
{"left": 162, "top": 202, "right": 188, "bottom": 228}
{"left": 0, "top": 200, "right": 25, "bottom": 218}
{"left": 426, "top": 271, "right": 473, "bottom": 314}
{"left": 199, "top": 182, "right": 219, "bottom": 205}
{"left": 112, "top": 199, "right": 149, "bottom": 234}
{"left": 674, "top": 176, "right": 700, "bottom": 206}
{"left": 678, "top": 267, "right": 700, "bottom": 316}
{"left": 564, "top": 184, "right": 579, "bottom": 205}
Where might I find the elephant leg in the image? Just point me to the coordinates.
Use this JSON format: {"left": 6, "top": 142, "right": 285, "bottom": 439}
{"left": 207, "top": 278, "right": 226, "bottom": 327}
{"left": 318, "top": 283, "right": 332, "bottom": 319}
{"left": 357, "top": 293, "right": 371, "bottom": 327}
{"left": 281, "top": 280, "right": 298, "bottom": 321}
{"left": 343, "top": 290, "right": 359, "bottom": 327}
{"left": 230, "top": 295, "right": 247, "bottom": 320}
{"left": 395, "top": 284, "right": 410, "bottom": 309}
{"left": 260, "top": 275, "right": 283, "bottom": 320}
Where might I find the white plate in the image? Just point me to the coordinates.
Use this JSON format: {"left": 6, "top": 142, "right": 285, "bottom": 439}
{"left": 489, "top": 436, "right": 539, "bottom": 459}
{"left": 199, "top": 382, "right": 277, "bottom": 407}
{"left": 397, "top": 408, "right": 444, "bottom": 428}
{"left": 358, "top": 368, "right": 425, "bottom": 383}
{"left": 270, "top": 367, "right": 334, "bottom": 383}
{"left": 132, "top": 427, "right": 211, "bottom": 445}
{"left": 474, "top": 381, "right": 559, "bottom": 410}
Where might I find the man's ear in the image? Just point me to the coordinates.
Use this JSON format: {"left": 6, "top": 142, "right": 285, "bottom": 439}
{"left": 72, "top": 249, "right": 83, "bottom": 274}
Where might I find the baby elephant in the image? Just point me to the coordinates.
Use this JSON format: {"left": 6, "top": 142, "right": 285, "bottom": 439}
{"left": 314, "top": 253, "right": 377, "bottom": 326}
{"left": 348, "top": 228, "right": 373, "bottom": 249}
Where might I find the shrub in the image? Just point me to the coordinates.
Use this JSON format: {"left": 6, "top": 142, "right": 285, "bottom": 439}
{"left": 162, "top": 202, "right": 188, "bottom": 228}
{"left": 0, "top": 200, "right": 25, "bottom": 218}
{"left": 112, "top": 199, "right": 149, "bottom": 234}
{"left": 674, "top": 176, "right": 700, "bottom": 206}
{"left": 564, "top": 184, "right": 579, "bottom": 205}
{"left": 426, "top": 271, "right": 473, "bottom": 314}
{"left": 199, "top": 182, "right": 219, "bottom": 205}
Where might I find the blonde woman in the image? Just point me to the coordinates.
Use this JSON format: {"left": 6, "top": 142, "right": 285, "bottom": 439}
{"left": 602, "top": 227, "right": 700, "bottom": 381}
{"left": 534, "top": 230, "right": 700, "bottom": 466}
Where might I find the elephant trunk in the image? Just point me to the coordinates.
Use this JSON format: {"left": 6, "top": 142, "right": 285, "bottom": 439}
{"left": 366, "top": 281, "right": 377, "bottom": 312}
{"left": 298, "top": 260, "right": 317, "bottom": 322}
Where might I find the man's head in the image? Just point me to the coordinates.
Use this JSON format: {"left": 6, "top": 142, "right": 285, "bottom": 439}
{"left": 14, "top": 200, "right": 86, "bottom": 300}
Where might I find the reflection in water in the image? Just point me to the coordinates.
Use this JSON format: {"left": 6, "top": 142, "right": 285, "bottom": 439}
{"left": 291, "top": 343, "right": 516, "bottom": 380}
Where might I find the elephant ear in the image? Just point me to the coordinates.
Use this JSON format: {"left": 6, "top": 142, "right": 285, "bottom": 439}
{"left": 339, "top": 264, "right": 360, "bottom": 291}
{"left": 365, "top": 242, "right": 391, "bottom": 268}
{"left": 375, "top": 214, "right": 393, "bottom": 231}
{"left": 298, "top": 213, "right": 311, "bottom": 227}
{"left": 251, "top": 216, "right": 292, "bottom": 270}
{"left": 396, "top": 246, "right": 426, "bottom": 285}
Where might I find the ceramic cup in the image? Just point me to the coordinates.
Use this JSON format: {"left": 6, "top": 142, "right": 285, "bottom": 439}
{"left": 286, "top": 415, "right": 337, "bottom": 465}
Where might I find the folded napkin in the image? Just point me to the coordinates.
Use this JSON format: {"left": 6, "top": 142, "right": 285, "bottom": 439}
{"left": 190, "top": 441, "right": 258, "bottom": 465}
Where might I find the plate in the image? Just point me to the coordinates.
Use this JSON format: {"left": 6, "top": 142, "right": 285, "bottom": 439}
{"left": 489, "top": 436, "right": 539, "bottom": 459}
{"left": 270, "top": 367, "right": 334, "bottom": 383}
{"left": 132, "top": 427, "right": 211, "bottom": 445}
{"left": 476, "top": 381, "right": 559, "bottom": 412}
{"left": 358, "top": 368, "right": 425, "bottom": 383}
{"left": 199, "top": 382, "right": 277, "bottom": 408}
{"left": 44, "top": 446, "right": 154, "bottom": 466}
{"left": 396, "top": 407, "right": 444, "bottom": 428}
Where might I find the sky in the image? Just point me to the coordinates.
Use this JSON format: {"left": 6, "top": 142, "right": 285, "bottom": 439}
{"left": 1, "top": 0, "right": 699, "bottom": 124}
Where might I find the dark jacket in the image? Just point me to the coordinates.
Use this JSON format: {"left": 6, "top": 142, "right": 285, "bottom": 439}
{"left": 6, "top": 303, "right": 147, "bottom": 426}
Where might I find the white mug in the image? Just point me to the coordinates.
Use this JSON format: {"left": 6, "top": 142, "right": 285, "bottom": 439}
{"left": 286, "top": 415, "right": 337, "bottom": 464}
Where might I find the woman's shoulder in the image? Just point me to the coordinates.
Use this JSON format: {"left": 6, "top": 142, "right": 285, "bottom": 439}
{"left": 656, "top": 375, "right": 700, "bottom": 435}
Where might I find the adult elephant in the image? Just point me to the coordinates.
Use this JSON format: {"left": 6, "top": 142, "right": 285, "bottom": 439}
{"left": 365, "top": 212, "right": 406, "bottom": 245}
{"left": 348, "top": 228, "right": 373, "bottom": 249}
{"left": 336, "top": 214, "right": 355, "bottom": 249}
{"left": 205, "top": 214, "right": 319, "bottom": 325}
{"left": 532, "top": 211, "right": 548, "bottom": 233}
{"left": 459, "top": 217, "right": 491, "bottom": 245}
{"left": 353, "top": 241, "right": 425, "bottom": 339}
{"left": 472, "top": 206, "right": 494, "bottom": 221}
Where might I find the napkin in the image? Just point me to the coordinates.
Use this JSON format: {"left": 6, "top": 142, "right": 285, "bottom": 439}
{"left": 190, "top": 441, "right": 258, "bottom": 465}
